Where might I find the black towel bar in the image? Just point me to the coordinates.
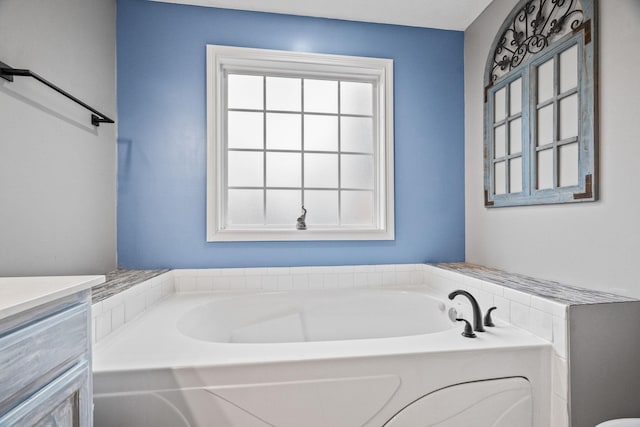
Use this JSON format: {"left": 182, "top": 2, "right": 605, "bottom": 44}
{"left": 0, "top": 60, "right": 114, "bottom": 127}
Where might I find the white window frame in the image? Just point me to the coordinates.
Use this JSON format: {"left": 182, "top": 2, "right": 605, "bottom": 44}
{"left": 206, "top": 45, "right": 394, "bottom": 242}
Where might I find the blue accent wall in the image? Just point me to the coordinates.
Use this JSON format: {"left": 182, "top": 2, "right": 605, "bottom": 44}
{"left": 116, "top": 0, "right": 465, "bottom": 269}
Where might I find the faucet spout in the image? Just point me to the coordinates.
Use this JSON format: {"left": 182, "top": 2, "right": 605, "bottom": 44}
{"left": 448, "top": 290, "right": 485, "bottom": 332}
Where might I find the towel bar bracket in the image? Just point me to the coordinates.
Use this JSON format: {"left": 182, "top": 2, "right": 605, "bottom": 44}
{"left": 0, "top": 61, "right": 14, "bottom": 82}
{"left": 0, "top": 60, "right": 114, "bottom": 127}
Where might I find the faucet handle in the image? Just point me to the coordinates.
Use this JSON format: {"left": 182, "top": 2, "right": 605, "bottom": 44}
{"left": 484, "top": 306, "right": 497, "bottom": 327}
{"left": 456, "top": 318, "right": 477, "bottom": 338}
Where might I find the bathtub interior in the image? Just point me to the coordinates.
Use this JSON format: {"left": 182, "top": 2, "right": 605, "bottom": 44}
{"left": 176, "top": 289, "right": 458, "bottom": 343}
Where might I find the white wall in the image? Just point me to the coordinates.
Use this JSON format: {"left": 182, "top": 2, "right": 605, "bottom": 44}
{"left": 0, "top": 0, "right": 117, "bottom": 275}
{"left": 465, "top": 1, "right": 640, "bottom": 297}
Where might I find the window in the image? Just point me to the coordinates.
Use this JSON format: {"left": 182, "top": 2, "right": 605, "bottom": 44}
{"left": 484, "top": 0, "right": 597, "bottom": 207}
{"left": 207, "top": 45, "right": 394, "bottom": 241}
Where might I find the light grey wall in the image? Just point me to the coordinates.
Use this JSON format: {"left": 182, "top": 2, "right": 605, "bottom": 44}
{"left": 569, "top": 301, "right": 640, "bottom": 426}
{"left": 0, "top": 0, "right": 117, "bottom": 275}
{"left": 465, "top": 0, "right": 640, "bottom": 297}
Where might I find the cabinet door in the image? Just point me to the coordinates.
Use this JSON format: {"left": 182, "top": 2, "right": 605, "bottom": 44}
{"left": 32, "top": 394, "right": 78, "bottom": 427}
{"left": 0, "top": 363, "right": 91, "bottom": 427}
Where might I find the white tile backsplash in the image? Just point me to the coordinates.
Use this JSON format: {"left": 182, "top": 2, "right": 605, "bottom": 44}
{"left": 245, "top": 275, "right": 262, "bottom": 290}
{"left": 338, "top": 273, "right": 355, "bottom": 287}
{"left": 124, "top": 292, "right": 146, "bottom": 322}
{"left": 277, "top": 275, "right": 294, "bottom": 289}
{"left": 92, "top": 271, "right": 174, "bottom": 345}
{"left": 111, "top": 304, "right": 125, "bottom": 332}
{"left": 552, "top": 354, "right": 568, "bottom": 399}
{"left": 261, "top": 275, "right": 278, "bottom": 290}
{"left": 196, "top": 276, "right": 213, "bottom": 292}
{"left": 381, "top": 271, "right": 397, "bottom": 286}
{"left": 528, "top": 308, "right": 554, "bottom": 342}
{"left": 366, "top": 272, "right": 382, "bottom": 287}
{"left": 552, "top": 316, "right": 568, "bottom": 359}
{"left": 102, "top": 293, "right": 123, "bottom": 311}
{"left": 95, "top": 310, "right": 111, "bottom": 341}
{"left": 503, "top": 287, "right": 532, "bottom": 306}
{"left": 396, "top": 271, "right": 413, "bottom": 285}
{"left": 308, "top": 274, "right": 324, "bottom": 289}
{"left": 510, "top": 301, "right": 531, "bottom": 330}
{"left": 175, "top": 276, "right": 196, "bottom": 292}
{"left": 228, "top": 276, "right": 246, "bottom": 289}
{"left": 481, "top": 280, "right": 505, "bottom": 296}
{"left": 323, "top": 274, "right": 340, "bottom": 289}
{"left": 493, "top": 295, "right": 511, "bottom": 321}
{"left": 532, "top": 295, "right": 567, "bottom": 319}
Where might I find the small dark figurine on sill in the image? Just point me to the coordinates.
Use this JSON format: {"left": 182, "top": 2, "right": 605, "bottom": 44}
{"left": 296, "top": 206, "right": 307, "bottom": 230}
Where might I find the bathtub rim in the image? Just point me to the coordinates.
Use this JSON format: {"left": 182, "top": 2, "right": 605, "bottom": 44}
{"left": 93, "top": 287, "right": 552, "bottom": 374}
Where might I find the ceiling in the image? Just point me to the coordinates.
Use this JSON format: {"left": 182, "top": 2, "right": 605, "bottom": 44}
{"left": 150, "top": 0, "right": 493, "bottom": 31}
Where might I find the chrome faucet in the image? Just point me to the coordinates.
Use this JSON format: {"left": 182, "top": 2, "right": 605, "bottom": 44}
{"left": 448, "top": 290, "right": 485, "bottom": 332}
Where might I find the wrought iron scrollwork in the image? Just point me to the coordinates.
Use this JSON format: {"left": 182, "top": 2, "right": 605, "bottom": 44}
{"left": 490, "top": 0, "right": 584, "bottom": 83}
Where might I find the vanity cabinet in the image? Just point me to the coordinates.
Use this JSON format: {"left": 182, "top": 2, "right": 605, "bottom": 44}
{"left": 0, "top": 277, "right": 99, "bottom": 427}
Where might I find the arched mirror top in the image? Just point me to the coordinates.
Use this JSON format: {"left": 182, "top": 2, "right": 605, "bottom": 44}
{"left": 485, "top": 0, "right": 593, "bottom": 86}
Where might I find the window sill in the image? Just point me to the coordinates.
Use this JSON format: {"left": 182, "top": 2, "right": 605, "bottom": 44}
{"left": 207, "top": 228, "right": 394, "bottom": 242}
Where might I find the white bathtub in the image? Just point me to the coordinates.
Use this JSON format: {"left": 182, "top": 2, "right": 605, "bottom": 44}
{"left": 93, "top": 287, "right": 551, "bottom": 426}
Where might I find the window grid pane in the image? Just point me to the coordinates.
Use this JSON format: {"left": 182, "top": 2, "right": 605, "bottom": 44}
{"left": 533, "top": 46, "right": 580, "bottom": 192}
{"left": 488, "top": 43, "right": 582, "bottom": 199}
{"left": 224, "top": 72, "right": 377, "bottom": 228}
{"left": 491, "top": 78, "right": 524, "bottom": 196}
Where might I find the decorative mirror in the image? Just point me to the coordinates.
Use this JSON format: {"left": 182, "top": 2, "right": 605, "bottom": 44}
{"left": 484, "top": 0, "right": 597, "bottom": 207}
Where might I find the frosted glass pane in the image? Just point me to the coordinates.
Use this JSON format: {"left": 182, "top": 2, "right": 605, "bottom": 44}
{"left": 560, "top": 45, "right": 578, "bottom": 93}
{"left": 266, "top": 77, "right": 301, "bottom": 112}
{"left": 559, "top": 143, "right": 579, "bottom": 187}
{"left": 266, "top": 152, "right": 301, "bottom": 187}
{"left": 494, "top": 161, "right": 506, "bottom": 195}
{"left": 537, "top": 105, "right": 554, "bottom": 146}
{"left": 304, "top": 115, "right": 338, "bottom": 151}
{"left": 228, "top": 112, "right": 263, "bottom": 149}
{"left": 494, "top": 125, "right": 506, "bottom": 159}
{"left": 266, "top": 113, "right": 301, "bottom": 150}
{"left": 341, "top": 117, "right": 373, "bottom": 153}
{"left": 537, "top": 149, "right": 554, "bottom": 189}
{"left": 509, "top": 157, "right": 522, "bottom": 193}
{"left": 228, "top": 151, "right": 263, "bottom": 187}
{"left": 537, "top": 58, "right": 555, "bottom": 102}
{"left": 304, "top": 190, "right": 338, "bottom": 225}
{"left": 304, "top": 153, "right": 338, "bottom": 188}
{"left": 341, "top": 81, "right": 373, "bottom": 115}
{"left": 228, "top": 74, "right": 263, "bottom": 110}
{"left": 341, "top": 154, "right": 373, "bottom": 189}
{"left": 341, "top": 191, "right": 373, "bottom": 226}
{"left": 227, "top": 190, "right": 263, "bottom": 225}
{"left": 559, "top": 94, "right": 578, "bottom": 140}
{"left": 266, "top": 190, "right": 301, "bottom": 225}
{"left": 509, "top": 118, "right": 522, "bottom": 154}
{"left": 494, "top": 87, "right": 506, "bottom": 122}
{"left": 304, "top": 79, "right": 338, "bottom": 114}
{"left": 509, "top": 78, "right": 522, "bottom": 115}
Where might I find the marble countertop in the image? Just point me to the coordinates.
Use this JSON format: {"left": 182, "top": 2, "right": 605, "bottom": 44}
{"left": 92, "top": 269, "right": 171, "bottom": 303}
{"left": 0, "top": 275, "right": 105, "bottom": 321}
{"left": 435, "top": 262, "right": 636, "bottom": 305}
